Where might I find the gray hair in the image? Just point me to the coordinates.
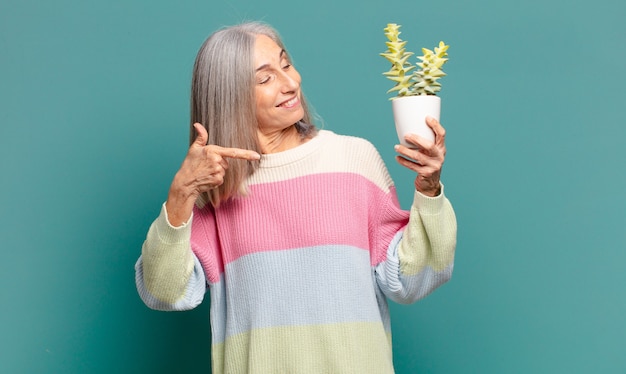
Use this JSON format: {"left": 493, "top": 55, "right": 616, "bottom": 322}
{"left": 190, "top": 21, "right": 316, "bottom": 207}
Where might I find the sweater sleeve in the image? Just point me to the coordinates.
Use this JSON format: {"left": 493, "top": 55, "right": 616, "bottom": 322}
{"left": 375, "top": 184, "right": 457, "bottom": 304}
{"left": 134, "top": 203, "right": 207, "bottom": 311}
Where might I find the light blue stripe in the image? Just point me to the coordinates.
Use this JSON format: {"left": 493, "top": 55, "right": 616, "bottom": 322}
{"left": 208, "top": 245, "right": 388, "bottom": 343}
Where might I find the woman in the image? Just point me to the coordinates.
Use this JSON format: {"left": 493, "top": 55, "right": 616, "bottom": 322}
{"left": 135, "top": 21, "right": 457, "bottom": 373}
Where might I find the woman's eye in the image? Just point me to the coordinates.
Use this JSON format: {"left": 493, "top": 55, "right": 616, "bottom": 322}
{"left": 258, "top": 76, "right": 271, "bottom": 84}
{"left": 282, "top": 63, "right": 291, "bottom": 70}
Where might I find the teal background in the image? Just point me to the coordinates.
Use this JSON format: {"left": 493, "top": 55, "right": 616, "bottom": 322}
{"left": 1, "top": 0, "right": 625, "bottom": 372}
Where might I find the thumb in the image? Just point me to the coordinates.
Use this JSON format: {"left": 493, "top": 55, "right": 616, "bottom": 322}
{"left": 192, "top": 123, "right": 208, "bottom": 146}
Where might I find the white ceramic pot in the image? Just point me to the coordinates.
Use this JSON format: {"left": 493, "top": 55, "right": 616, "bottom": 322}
{"left": 391, "top": 95, "right": 440, "bottom": 147}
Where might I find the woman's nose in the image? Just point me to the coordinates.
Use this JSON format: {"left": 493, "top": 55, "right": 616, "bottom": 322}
{"left": 279, "top": 71, "right": 299, "bottom": 92}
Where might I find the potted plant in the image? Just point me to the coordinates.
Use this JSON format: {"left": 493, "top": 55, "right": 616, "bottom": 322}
{"left": 380, "top": 23, "right": 449, "bottom": 147}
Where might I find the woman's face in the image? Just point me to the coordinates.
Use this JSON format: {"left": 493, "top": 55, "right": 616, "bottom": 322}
{"left": 253, "top": 34, "right": 304, "bottom": 135}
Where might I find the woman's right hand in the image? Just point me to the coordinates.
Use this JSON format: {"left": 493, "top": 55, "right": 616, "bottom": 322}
{"left": 165, "top": 123, "right": 261, "bottom": 226}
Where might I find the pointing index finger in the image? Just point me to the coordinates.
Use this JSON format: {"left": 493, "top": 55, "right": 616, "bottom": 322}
{"left": 212, "top": 146, "right": 261, "bottom": 161}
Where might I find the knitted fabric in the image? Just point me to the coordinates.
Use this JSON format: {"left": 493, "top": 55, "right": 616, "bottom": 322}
{"left": 136, "top": 130, "right": 457, "bottom": 373}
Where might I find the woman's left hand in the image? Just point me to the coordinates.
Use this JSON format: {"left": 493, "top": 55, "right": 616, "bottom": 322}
{"left": 394, "top": 116, "right": 447, "bottom": 197}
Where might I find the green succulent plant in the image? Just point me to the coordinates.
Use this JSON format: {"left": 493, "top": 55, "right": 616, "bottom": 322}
{"left": 380, "top": 23, "right": 449, "bottom": 97}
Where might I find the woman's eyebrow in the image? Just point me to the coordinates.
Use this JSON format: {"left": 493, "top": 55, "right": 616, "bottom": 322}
{"left": 255, "top": 49, "right": 286, "bottom": 72}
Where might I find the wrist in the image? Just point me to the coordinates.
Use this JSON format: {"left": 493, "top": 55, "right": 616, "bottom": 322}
{"left": 414, "top": 178, "right": 441, "bottom": 197}
{"left": 166, "top": 183, "right": 199, "bottom": 227}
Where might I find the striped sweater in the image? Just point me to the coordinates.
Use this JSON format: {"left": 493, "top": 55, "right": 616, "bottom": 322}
{"left": 135, "top": 129, "right": 457, "bottom": 373}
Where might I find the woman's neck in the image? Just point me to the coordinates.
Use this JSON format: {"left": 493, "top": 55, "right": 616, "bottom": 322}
{"left": 257, "top": 125, "right": 307, "bottom": 154}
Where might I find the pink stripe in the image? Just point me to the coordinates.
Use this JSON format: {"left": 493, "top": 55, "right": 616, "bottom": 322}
{"left": 191, "top": 172, "right": 409, "bottom": 281}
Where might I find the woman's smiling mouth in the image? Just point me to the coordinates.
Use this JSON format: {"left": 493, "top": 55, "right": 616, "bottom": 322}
{"left": 278, "top": 96, "right": 300, "bottom": 108}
